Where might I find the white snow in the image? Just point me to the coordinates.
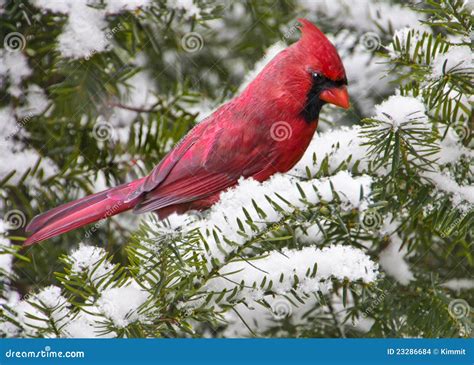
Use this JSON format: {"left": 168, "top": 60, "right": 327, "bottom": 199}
{"left": 299, "top": 0, "right": 421, "bottom": 33}
{"left": 0, "top": 291, "right": 21, "bottom": 337}
{"left": 222, "top": 286, "right": 376, "bottom": 337}
{"left": 58, "top": 2, "right": 110, "bottom": 59}
{"left": 68, "top": 244, "right": 114, "bottom": 284}
{"left": 0, "top": 50, "right": 32, "bottom": 97}
{"left": 15, "top": 286, "right": 69, "bottom": 337}
{"left": 295, "top": 222, "right": 324, "bottom": 244}
{"left": 442, "top": 278, "right": 474, "bottom": 293}
{"left": 33, "top": 0, "right": 150, "bottom": 15}
{"left": 336, "top": 33, "right": 394, "bottom": 113}
{"left": 32, "top": 0, "right": 151, "bottom": 59}
{"left": 378, "top": 217, "right": 414, "bottom": 285}
{"left": 373, "top": 95, "right": 428, "bottom": 131}
{"left": 422, "top": 170, "right": 474, "bottom": 205}
{"left": 193, "top": 171, "right": 372, "bottom": 264}
{"left": 292, "top": 126, "right": 369, "bottom": 176}
{"left": 64, "top": 312, "right": 105, "bottom": 338}
{"left": 206, "top": 244, "right": 378, "bottom": 300}
{"left": 0, "top": 130, "right": 57, "bottom": 186}
{"left": 168, "top": 0, "right": 201, "bottom": 18}
{"left": 0, "top": 222, "right": 13, "bottom": 278}
{"left": 431, "top": 46, "right": 473, "bottom": 78}
{"left": 63, "top": 311, "right": 115, "bottom": 338}
{"left": 0, "top": 40, "right": 55, "bottom": 187}
{"left": 379, "top": 240, "right": 414, "bottom": 285}
{"left": 0, "top": 107, "right": 18, "bottom": 139}
{"left": 389, "top": 27, "right": 432, "bottom": 62}
{"left": 105, "top": 0, "right": 150, "bottom": 14}
{"left": 17, "top": 84, "right": 50, "bottom": 119}
{"left": 436, "top": 130, "right": 472, "bottom": 164}
{"left": 31, "top": 0, "right": 73, "bottom": 14}
{"left": 96, "top": 280, "right": 149, "bottom": 328}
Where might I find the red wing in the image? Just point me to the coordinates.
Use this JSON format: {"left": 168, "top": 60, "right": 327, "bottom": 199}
{"left": 133, "top": 112, "right": 279, "bottom": 214}
{"left": 124, "top": 121, "right": 211, "bottom": 202}
{"left": 133, "top": 172, "right": 234, "bottom": 213}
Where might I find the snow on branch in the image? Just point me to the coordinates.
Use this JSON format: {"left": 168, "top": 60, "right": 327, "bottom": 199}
{"left": 206, "top": 244, "right": 378, "bottom": 299}
{"left": 431, "top": 46, "right": 473, "bottom": 79}
{"left": 193, "top": 171, "right": 372, "bottom": 264}
{"left": 31, "top": 0, "right": 151, "bottom": 59}
{"left": 298, "top": 0, "right": 421, "bottom": 33}
{"left": 14, "top": 286, "right": 70, "bottom": 337}
{"left": 292, "top": 126, "right": 369, "bottom": 176}
{"left": 66, "top": 244, "right": 115, "bottom": 286}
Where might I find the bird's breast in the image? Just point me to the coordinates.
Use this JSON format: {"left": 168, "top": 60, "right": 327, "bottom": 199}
{"left": 272, "top": 118, "right": 318, "bottom": 173}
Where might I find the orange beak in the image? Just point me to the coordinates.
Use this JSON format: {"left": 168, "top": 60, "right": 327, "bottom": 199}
{"left": 320, "top": 86, "right": 350, "bottom": 109}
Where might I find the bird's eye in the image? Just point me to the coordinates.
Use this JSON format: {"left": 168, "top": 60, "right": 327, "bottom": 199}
{"left": 312, "top": 72, "right": 324, "bottom": 82}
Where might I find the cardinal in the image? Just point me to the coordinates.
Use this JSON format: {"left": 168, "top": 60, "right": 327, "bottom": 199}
{"left": 24, "top": 19, "right": 349, "bottom": 246}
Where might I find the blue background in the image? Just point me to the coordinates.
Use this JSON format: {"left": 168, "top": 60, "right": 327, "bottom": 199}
{"left": 1, "top": 338, "right": 473, "bottom": 365}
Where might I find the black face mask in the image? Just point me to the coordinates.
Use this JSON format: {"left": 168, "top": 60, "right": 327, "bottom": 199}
{"left": 301, "top": 72, "right": 348, "bottom": 123}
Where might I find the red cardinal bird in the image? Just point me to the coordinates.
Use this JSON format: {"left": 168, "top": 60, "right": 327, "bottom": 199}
{"left": 24, "top": 19, "right": 349, "bottom": 246}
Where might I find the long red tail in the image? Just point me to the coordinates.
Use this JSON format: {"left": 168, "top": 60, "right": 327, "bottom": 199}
{"left": 24, "top": 178, "right": 145, "bottom": 246}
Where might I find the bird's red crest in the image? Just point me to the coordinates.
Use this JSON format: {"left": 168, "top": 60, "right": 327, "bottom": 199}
{"left": 296, "top": 18, "right": 346, "bottom": 81}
